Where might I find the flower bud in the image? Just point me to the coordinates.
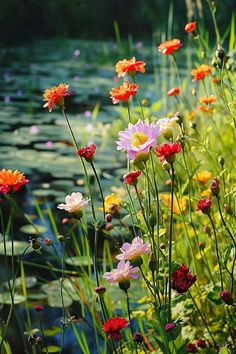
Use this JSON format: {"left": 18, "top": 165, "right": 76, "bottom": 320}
{"left": 203, "top": 226, "right": 211, "bottom": 235}
{"left": 43, "top": 238, "right": 53, "bottom": 247}
{"left": 224, "top": 204, "right": 232, "bottom": 215}
{"left": 31, "top": 239, "right": 41, "bottom": 251}
{"left": 218, "top": 155, "right": 224, "bottom": 167}
{"left": 119, "top": 280, "right": 130, "bottom": 291}
{"left": 164, "top": 323, "right": 176, "bottom": 332}
{"left": 149, "top": 253, "right": 157, "bottom": 272}
{"left": 216, "top": 44, "right": 225, "bottom": 69}
{"left": 34, "top": 305, "right": 44, "bottom": 312}
{"left": 58, "top": 234, "right": 65, "bottom": 242}
{"left": 105, "top": 224, "right": 113, "bottom": 231}
{"left": 162, "top": 161, "right": 171, "bottom": 171}
{"left": 220, "top": 290, "right": 234, "bottom": 305}
{"left": 196, "top": 339, "right": 206, "bottom": 348}
{"left": 95, "top": 286, "right": 106, "bottom": 295}
{"left": 133, "top": 332, "right": 143, "bottom": 343}
{"left": 210, "top": 177, "right": 220, "bottom": 196}
{"left": 105, "top": 214, "right": 113, "bottom": 222}
{"left": 198, "top": 242, "right": 205, "bottom": 249}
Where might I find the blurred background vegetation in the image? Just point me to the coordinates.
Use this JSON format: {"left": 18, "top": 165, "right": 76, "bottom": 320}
{"left": 0, "top": 0, "right": 235, "bottom": 45}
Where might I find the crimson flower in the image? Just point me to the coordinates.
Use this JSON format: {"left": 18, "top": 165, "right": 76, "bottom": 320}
{"left": 197, "top": 198, "right": 212, "bottom": 215}
{"left": 220, "top": 290, "right": 234, "bottom": 305}
{"left": 186, "top": 343, "right": 197, "bottom": 353}
{"left": 185, "top": 22, "right": 197, "bottom": 33}
{"left": 167, "top": 87, "right": 180, "bottom": 96}
{"left": 158, "top": 39, "right": 182, "bottom": 55}
{"left": 77, "top": 144, "right": 96, "bottom": 162}
{"left": 34, "top": 305, "right": 44, "bottom": 312}
{"left": 171, "top": 264, "right": 197, "bottom": 294}
{"left": 164, "top": 323, "right": 176, "bottom": 332}
{"left": 103, "top": 317, "right": 128, "bottom": 341}
{"left": 123, "top": 170, "right": 142, "bottom": 186}
{"left": 196, "top": 339, "right": 206, "bottom": 348}
{"left": 110, "top": 81, "right": 138, "bottom": 104}
{"left": 155, "top": 142, "right": 181, "bottom": 163}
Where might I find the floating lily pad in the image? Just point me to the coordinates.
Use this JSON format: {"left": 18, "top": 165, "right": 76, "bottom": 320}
{"left": 20, "top": 224, "right": 48, "bottom": 235}
{"left": 65, "top": 256, "right": 93, "bottom": 267}
{"left": 42, "top": 346, "right": 61, "bottom": 353}
{"left": 0, "top": 293, "right": 25, "bottom": 304}
{"left": 0, "top": 241, "right": 33, "bottom": 256}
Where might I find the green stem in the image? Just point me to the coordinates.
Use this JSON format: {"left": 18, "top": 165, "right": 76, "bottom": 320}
{"left": 91, "top": 161, "right": 105, "bottom": 220}
{"left": 168, "top": 164, "right": 175, "bottom": 322}
{"left": 59, "top": 243, "right": 66, "bottom": 354}
{"left": 38, "top": 313, "right": 49, "bottom": 354}
{"left": 125, "top": 291, "right": 138, "bottom": 354}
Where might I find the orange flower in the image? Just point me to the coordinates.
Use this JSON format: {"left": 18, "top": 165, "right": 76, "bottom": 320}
{"left": 198, "top": 105, "right": 213, "bottom": 114}
{"left": 158, "top": 39, "right": 182, "bottom": 55}
{"left": 185, "top": 22, "right": 197, "bottom": 33}
{"left": 193, "top": 171, "right": 212, "bottom": 184}
{"left": 43, "top": 83, "right": 72, "bottom": 112}
{"left": 191, "top": 65, "right": 212, "bottom": 81}
{"left": 212, "top": 76, "right": 219, "bottom": 84}
{"left": 0, "top": 169, "right": 29, "bottom": 194}
{"left": 115, "top": 57, "right": 146, "bottom": 78}
{"left": 167, "top": 87, "right": 180, "bottom": 96}
{"left": 110, "top": 81, "right": 138, "bottom": 104}
{"left": 200, "top": 95, "right": 217, "bottom": 105}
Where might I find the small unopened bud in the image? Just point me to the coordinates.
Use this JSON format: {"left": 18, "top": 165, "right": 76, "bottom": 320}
{"left": 141, "top": 98, "right": 148, "bottom": 106}
{"left": 164, "top": 323, "right": 176, "bottom": 332}
{"left": 95, "top": 286, "right": 106, "bottom": 295}
{"left": 220, "top": 290, "right": 234, "bottom": 305}
{"left": 160, "top": 243, "right": 166, "bottom": 250}
{"left": 203, "top": 226, "right": 211, "bottom": 235}
{"left": 224, "top": 204, "right": 232, "bottom": 215}
{"left": 191, "top": 89, "right": 196, "bottom": 96}
{"left": 162, "top": 128, "right": 173, "bottom": 140}
{"left": 218, "top": 155, "right": 224, "bottom": 167}
{"left": 198, "top": 242, "right": 205, "bottom": 249}
{"left": 196, "top": 339, "right": 206, "bottom": 348}
{"left": 34, "top": 305, "right": 44, "bottom": 312}
{"left": 58, "top": 234, "right": 65, "bottom": 242}
{"left": 149, "top": 253, "right": 157, "bottom": 272}
{"left": 210, "top": 177, "right": 220, "bottom": 196}
{"left": 31, "top": 239, "right": 41, "bottom": 251}
{"left": 105, "top": 224, "right": 113, "bottom": 231}
{"left": 43, "top": 238, "right": 53, "bottom": 247}
{"left": 105, "top": 214, "right": 113, "bottom": 222}
{"left": 133, "top": 332, "right": 143, "bottom": 343}
{"left": 162, "top": 161, "right": 171, "bottom": 171}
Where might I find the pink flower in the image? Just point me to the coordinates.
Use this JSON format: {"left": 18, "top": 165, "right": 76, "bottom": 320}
{"left": 57, "top": 192, "right": 89, "bottom": 213}
{"left": 116, "top": 237, "right": 151, "bottom": 261}
{"left": 103, "top": 261, "right": 139, "bottom": 284}
{"left": 116, "top": 119, "right": 160, "bottom": 161}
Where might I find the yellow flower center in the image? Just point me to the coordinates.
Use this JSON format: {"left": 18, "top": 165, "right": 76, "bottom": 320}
{"left": 131, "top": 132, "right": 148, "bottom": 148}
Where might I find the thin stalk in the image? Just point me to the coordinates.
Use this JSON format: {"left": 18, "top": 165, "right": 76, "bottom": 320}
{"left": 208, "top": 214, "right": 224, "bottom": 290}
{"left": 125, "top": 291, "right": 138, "bottom": 354}
{"left": 59, "top": 242, "right": 66, "bottom": 354}
{"left": 37, "top": 313, "right": 49, "bottom": 354}
{"left": 126, "top": 102, "right": 131, "bottom": 123}
{"left": 91, "top": 161, "right": 105, "bottom": 220}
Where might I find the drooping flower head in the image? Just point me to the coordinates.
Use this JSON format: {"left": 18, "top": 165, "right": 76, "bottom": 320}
{"left": 116, "top": 237, "right": 151, "bottom": 261}
{"left": 155, "top": 142, "right": 181, "bottom": 163}
{"left": 57, "top": 192, "right": 89, "bottom": 219}
{"left": 77, "top": 144, "right": 96, "bottom": 162}
{"left": 167, "top": 87, "right": 180, "bottom": 97}
{"left": 103, "top": 317, "right": 128, "bottom": 341}
{"left": 171, "top": 264, "right": 197, "bottom": 293}
{"left": 103, "top": 260, "right": 139, "bottom": 284}
{"left": 117, "top": 119, "right": 160, "bottom": 161}
{"left": 191, "top": 65, "right": 212, "bottom": 81}
{"left": 115, "top": 57, "right": 146, "bottom": 78}
{"left": 110, "top": 81, "right": 138, "bottom": 104}
{"left": 197, "top": 198, "right": 212, "bottom": 215}
{"left": 158, "top": 39, "right": 182, "bottom": 55}
{"left": 0, "top": 169, "right": 29, "bottom": 194}
{"left": 43, "top": 83, "right": 72, "bottom": 112}
{"left": 123, "top": 170, "right": 142, "bottom": 186}
{"left": 185, "top": 22, "right": 197, "bottom": 33}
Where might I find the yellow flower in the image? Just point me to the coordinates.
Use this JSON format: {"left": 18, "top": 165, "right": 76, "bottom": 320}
{"left": 201, "top": 188, "right": 211, "bottom": 197}
{"left": 159, "top": 193, "right": 188, "bottom": 215}
{"left": 100, "top": 193, "right": 122, "bottom": 214}
{"left": 193, "top": 171, "right": 212, "bottom": 184}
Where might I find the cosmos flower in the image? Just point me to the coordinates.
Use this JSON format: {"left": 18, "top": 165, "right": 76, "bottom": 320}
{"left": 185, "top": 22, "right": 197, "bottom": 33}
{"left": 110, "top": 81, "right": 138, "bottom": 104}
{"left": 167, "top": 87, "right": 180, "bottom": 96}
{"left": 43, "top": 83, "right": 72, "bottom": 112}
{"left": 116, "top": 237, "right": 151, "bottom": 261}
{"left": 115, "top": 57, "right": 146, "bottom": 77}
{"left": 158, "top": 39, "right": 182, "bottom": 55}
{"left": 103, "top": 260, "right": 139, "bottom": 284}
{"left": 57, "top": 192, "right": 89, "bottom": 213}
{"left": 191, "top": 65, "right": 212, "bottom": 81}
{"left": 171, "top": 264, "right": 197, "bottom": 294}
{"left": 123, "top": 170, "right": 142, "bottom": 185}
{"left": 103, "top": 317, "right": 128, "bottom": 341}
{"left": 117, "top": 119, "right": 160, "bottom": 161}
{"left": 0, "top": 169, "right": 29, "bottom": 194}
{"left": 155, "top": 142, "right": 181, "bottom": 163}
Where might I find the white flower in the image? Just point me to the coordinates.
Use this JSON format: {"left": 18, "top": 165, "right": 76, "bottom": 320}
{"left": 57, "top": 192, "right": 89, "bottom": 213}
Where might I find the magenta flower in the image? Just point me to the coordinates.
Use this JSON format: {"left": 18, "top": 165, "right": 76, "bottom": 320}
{"left": 116, "top": 237, "right": 151, "bottom": 261}
{"left": 103, "top": 261, "right": 139, "bottom": 284}
{"left": 116, "top": 119, "right": 160, "bottom": 161}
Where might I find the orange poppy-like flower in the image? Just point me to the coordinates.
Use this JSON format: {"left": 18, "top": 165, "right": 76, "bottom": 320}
{"left": 167, "top": 87, "right": 180, "bottom": 96}
{"left": 115, "top": 57, "right": 146, "bottom": 78}
{"left": 199, "top": 95, "right": 217, "bottom": 105}
{"left": 212, "top": 76, "right": 219, "bottom": 84}
{"left": 185, "top": 22, "right": 197, "bottom": 33}
{"left": 158, "top": 39, "right": 182, "bottom": 55}
{"left": 191, "top": 65, "right": 212, "bottom": 81}
{"left": 110, "top": 81, "right": 138, "bottom": 104}
{"left": 198, "top": 105, "right": 213, "bottom": 114}
{"left": 43, "top": 83, "right": 72, "bottom": 112}
{"left": 193, "top": 171, "right": 212, "bottom": 184}
{"left": 0, "top": 169, "right": 29, "bottom": 194}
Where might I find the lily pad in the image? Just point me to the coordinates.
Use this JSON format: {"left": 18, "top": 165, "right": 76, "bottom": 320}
{"left": 0, "top": 293, "right": 25, "bottom": 304}
{"left": 42, "top": 346, "right": 61, "bottom": 353}
{"left": 20, "top": 224, "right": 48, "bottom": 235}
{"left": 65, "top": 256, "right": 93, "bottom": 267}
{"left": 0, "top": 241, "right": 33, "bottom": 256}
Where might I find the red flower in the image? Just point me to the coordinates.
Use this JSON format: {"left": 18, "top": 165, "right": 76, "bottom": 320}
{"left": 77, "top": 144, "right": 96, "bottom": 162}
{"left": 115, "top": 57, "right": 146, "bottom": 78}
{"left": 103, "top": 317, "right": 128, "bottom": 341}
{"left": 123, "top": 170, "right": 142, "bottom": 186}
{"left": 158, "top": 39, "right": 182, "bottom": 55}
{"left": 155, "top": 142, "right": 181, "bottom": 163}
{"left": 197, "top": 198, "right": 212, "bottom": 215}
{"left": 110, "top": 81, "right": 138, "bottom": 104}
{"left": 191, "top": 65, "right": 212, "bottom": 81}
{"left": 220, "top": 290, "right": 234, "bottom": 305}
{"left": 0, "top": 169, "right": 29, "bottom": 194}
{"left": 164, "top": 323, "right": 176, "bottom": 332}
{"left": 34, "top": 305, "right": 44, "bottom": 312}
{"left": 186, "top": 343, "right": 197, "bottom": 352}
{"left": 167, "top": 87, "right": 180, "bottom": 96}
{"left": 43, "top": 83, "right": 72, "bottom": 112}
{"left": 196, "top": 339, "right": 206, "bottom": 348}
{"left": 185, "top": 22, "right": 197, "bottom": 33}
{"left": 171, "top": 264, "right": 197, "bottom": 294}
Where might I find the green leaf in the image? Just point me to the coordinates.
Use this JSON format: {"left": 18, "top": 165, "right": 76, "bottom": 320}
{"left": 42, "top": 346, "right": 61, "bottom": 353}
{"left": 218, "top": 346, "right": 232, "bottom": 354}
{"left": 207, "top": 286, "right": 222, "bottom": 305}
{"left": 43, "top": 327, "right": 61, "bottom": 337}
{"left": 65, "top": 256, "right": 93, "bottom": 267}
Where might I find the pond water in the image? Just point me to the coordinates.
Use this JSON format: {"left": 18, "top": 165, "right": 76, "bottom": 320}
{"left": 0, "top": 39, "right": 188, "bottom": 353}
